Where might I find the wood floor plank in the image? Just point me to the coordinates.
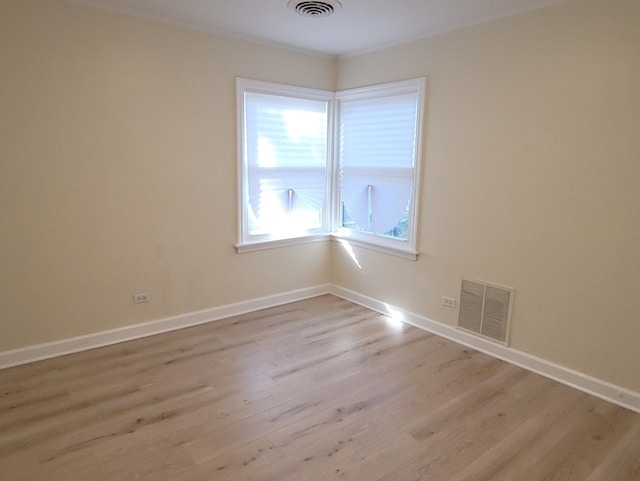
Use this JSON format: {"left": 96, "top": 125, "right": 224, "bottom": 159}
{"left": 1, "top": 294, "right": 638, "bottom": 480}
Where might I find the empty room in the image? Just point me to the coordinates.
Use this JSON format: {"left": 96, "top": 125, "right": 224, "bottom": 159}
{"left": 1, "top": 0, "right": 639, "bottom": 479}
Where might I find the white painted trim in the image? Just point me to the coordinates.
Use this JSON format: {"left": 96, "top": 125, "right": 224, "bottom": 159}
{"left": 235, "top": 234, "right": 330, "bottom": 253}
{"left": 236, "top": 235, "right": 419, "bottom": 260}
{"left": 331, "top": 236, "right": 419, "bottom": 260}
{"left": 329, "top": 285, "right": 640, "bottom": 414}
{"left": 335, "top": 77, "right": 426, "bottom": 257}
{"left": 0, "top": 284, "right": 331, "bottom": 371}
{"left": 3, "top": 282, "right": 638, "bottom": 414}
{"left": 236, "top": 78, "right": 335, "bottom": 248}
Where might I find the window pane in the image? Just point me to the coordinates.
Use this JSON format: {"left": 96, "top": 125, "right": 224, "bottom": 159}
{"left": 244, "top": 91, "right": 328, "bottom": 237}
{"left": 342, "top": 199, "right": 410, "bottom": 240}
{"left": 248, "top": 167, "right": 326, "bottom": 236}
{"left": 339, "top": 91, "right": 419, "bottom": 238}
{"left": 340, "top": 93, "right": 418, "bottom": 169}
{"left": 246, "top": 93, "right": 327, "bottom": 168}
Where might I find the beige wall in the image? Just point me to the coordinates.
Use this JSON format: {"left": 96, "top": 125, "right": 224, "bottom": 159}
{"left": 0, "top": 0, "right": 334, "bottom": 349}
{"left": 335, "top": 0, "right": 640, "bottom": 391}
{"left": 2, "top": 0, "right": 639, "bottom": 394}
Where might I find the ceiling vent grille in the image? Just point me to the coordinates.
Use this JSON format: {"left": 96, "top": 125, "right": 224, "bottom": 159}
{"left": 457, "top": 278, "right": 514, "bottom": 345}
{"left": 288, "top": 0, "right": 342, "bottom": 18}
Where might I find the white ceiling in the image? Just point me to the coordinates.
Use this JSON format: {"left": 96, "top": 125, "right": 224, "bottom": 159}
{"left": 68, "top": 0, "right": 571, "bottom": 56}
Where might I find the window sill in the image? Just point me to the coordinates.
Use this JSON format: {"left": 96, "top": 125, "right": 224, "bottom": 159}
{"left": 236, "top": 233, "right": 419, "bottom": 260}
{"left": 235, "top": 234, "right": 330, "bottom": 253}
{"left": 331, "top": 236, "right": 420, "bottom": 261}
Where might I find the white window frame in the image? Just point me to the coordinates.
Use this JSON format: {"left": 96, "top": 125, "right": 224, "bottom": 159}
{"left": 333, "top": 78, "right": 426, "bottom": 260}
{"left": 236, "top": 78, "right": 334, "bottom": 252}
{"left": 235, "top": 77, "right": 425, "bottom": 260}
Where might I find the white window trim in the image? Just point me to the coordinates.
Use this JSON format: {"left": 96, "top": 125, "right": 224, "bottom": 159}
{"left": 235, "top": 234, "right": 330, "bottom": 254}
{"left": 333, "top": 78, "right": 426, "bottom": 259}
{"left": 236, "top": 78, "right": 334, "bottom": 248}
{"left": 235, "top": 77, "right": 426, "bottom": 261}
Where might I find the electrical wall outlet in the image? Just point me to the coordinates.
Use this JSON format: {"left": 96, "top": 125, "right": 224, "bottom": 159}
{"left": 442, "top": 296, "right": 457, "bottom": 308}
{"left": 133, "top": 293, "right": 150, "bottom": 304}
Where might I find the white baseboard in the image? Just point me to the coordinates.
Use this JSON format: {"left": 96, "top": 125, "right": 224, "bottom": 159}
{"left": 329, "top": 285, "right": 640, "bottom": 414}
{"left": 0, "top": 284, "right": 332, "bottom": 370}
{"left": 2, "top": 282, "right": 638, "bottom": 414}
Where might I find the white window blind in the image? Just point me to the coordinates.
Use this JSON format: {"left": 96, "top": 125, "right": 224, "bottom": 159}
{"left": 242, "top": 89, "right": 329, "bottom": 241}
{"left": 339, "top": 92, "right": 418, "bottom": 236}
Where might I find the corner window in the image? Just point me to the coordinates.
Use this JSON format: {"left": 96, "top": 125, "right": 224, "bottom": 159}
{"left": 236, "top": 78, "right": 425, "bottom": 259}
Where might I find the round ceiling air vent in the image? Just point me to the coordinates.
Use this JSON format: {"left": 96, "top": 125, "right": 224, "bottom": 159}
{"left": 287, "top": 0, "right": 342, "bottom": 18}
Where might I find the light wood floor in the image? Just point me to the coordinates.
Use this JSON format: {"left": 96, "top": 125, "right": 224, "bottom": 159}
{"left": 1, "top": 295, "right": 639, "bottom": 481}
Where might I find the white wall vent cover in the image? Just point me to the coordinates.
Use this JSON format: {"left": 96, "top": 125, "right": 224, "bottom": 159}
{"left": 457, "top": 278, "right": 514, "bottom": 345}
